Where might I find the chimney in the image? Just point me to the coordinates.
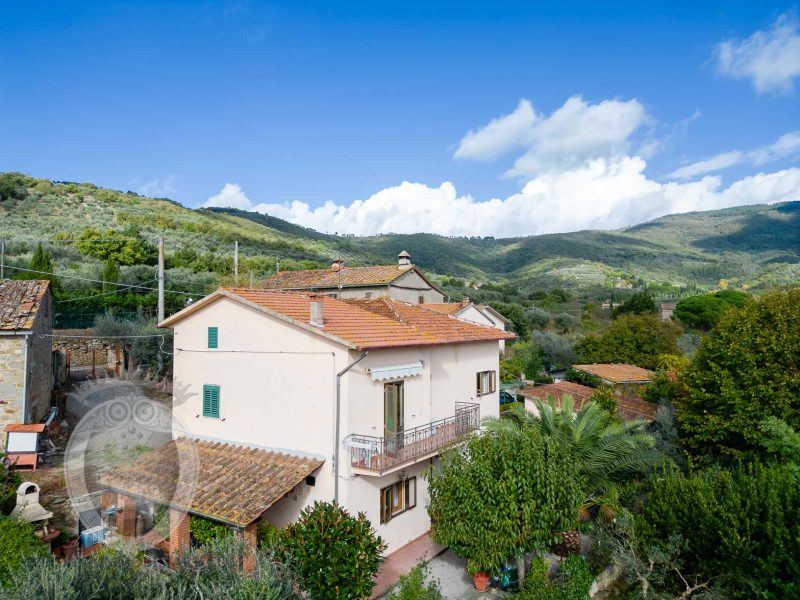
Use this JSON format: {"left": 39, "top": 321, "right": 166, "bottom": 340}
{"left": 462, "top": 296, "right": 470, "bottom": 306}
{"left": 309, "top": 296, "right": 324, "bottom": 327}
{"left": 398, "top": 250, "right": 411, "bottom": 267}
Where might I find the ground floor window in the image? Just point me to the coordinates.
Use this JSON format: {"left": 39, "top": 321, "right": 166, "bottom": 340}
{"left": 476, "top": 370, "right": 496, "bottom": 395}
{"left": 380, "top": 477, "right": 417, "bottom": 523}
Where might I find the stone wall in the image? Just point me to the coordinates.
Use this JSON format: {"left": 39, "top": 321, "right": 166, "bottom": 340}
{"left": 27, "top": 292, "right": 52, "bottom": 422}
{"left": 52, "top": 332, "right": 116, "bottom": 369}
{"left": 0, "top": 335, "right": 25, "bottom": 427}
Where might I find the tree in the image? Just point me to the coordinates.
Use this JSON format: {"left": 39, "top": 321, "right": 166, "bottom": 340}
{"left": 427, "top": 427, "right": 582, "bottom": 584}
{"left": 575, "top": 314, "right": 681, "bottom": 370}
{"left": 500, "top": 340, "right": 543, "bottom": 382}
{"left": 532, "top": 331, "right": 576, "bottom": 371}
{"left": 76, "top": 227, "right": 157, "bottom": 265}
{"left": 613, "top": 291, "right": 656, "bottom": 318}
{"left": 673, "top": 290, "right": 750, "bottom": 330}
{"left": 102, "top": 258, "right": 120, "bottom": 291}
{"left": 678, "top": 290, "right": 800, "bottom": 460}
{"left": 527, "top": 307, "right": 550, "bottom": 330}
{"left": 554, "top": 312, "right": 580, "bottom": 333}
{"left": 26, "top": 243, "right": 59, "bottom": 290}
{"left": 276, "top": 501, "right": 385, "bottom": 600}
{"left": 490, "top": 302, "right": 529, "bottom": 339}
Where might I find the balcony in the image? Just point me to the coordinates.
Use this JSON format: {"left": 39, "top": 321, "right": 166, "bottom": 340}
{"left": 346, "top": 402, "right": 480, "bottom": 476}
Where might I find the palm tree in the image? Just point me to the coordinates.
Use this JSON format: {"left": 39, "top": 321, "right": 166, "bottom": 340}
{"left": 485, "top": 395, "right": 660, "bottom": 552}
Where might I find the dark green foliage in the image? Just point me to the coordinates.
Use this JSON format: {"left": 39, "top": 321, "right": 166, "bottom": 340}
{"left": 758, "top": 417, "right": 800, "bottom": 464}
{"left": 0, "top": 173, "right": 32, "bottom": 202}
{"left": 673, "top": 290, "right": 751, "bottom": 330}
{"left": 0, "top": 516, "right": 47, "bottom": 583}
{"left": 532, "top": 331, "right": 576, "bottom": 371}
{"left": 642, "top": 370, "right": 683, "bottom": 404}
{"left": 527, "top": 306, "right": 550, "bottom": 329}
{"left": 0, "top": 458, "right": 21, "bottom": 515}
{"left": 635, "top": 462, "right": 800, "bottom": 599}
{"left": 678, "top": 290, "right": 800, "bottom": 460}
{"left": 189, "top": 516, "right": 233, "bottom": 545}
{"left": 93, "top": 313, "right": 173, "bottom": 378}
{"left": 490, "top": 302, "right": 529, "bottom": 338}
{"left": 518, "top": 556, "right": 594, "bottom": 600}
{"left": 565, "top": 368, "right": 601, "bottom": 388}
{"left": 276, "top": 501, "right": 385, "bottom": 600}
{"left": 426, "top": 426, "right": 583, "bottom": 575}
{"left": 575, "top": 314, "right": 681, "bottom": 370}
{"left": 25, "top": 242, "right": 59, "bottom": 289}
{"left": 1, "top": 539, "right": 301, "bottom": 599}
{"left": 101, "top": 258, "right": 120, "bottom": 291}
{"left": 590, "top": 387, "right": 618, "bottom": 419}
{"left": 613, "top": 291, "right": 656, "bottom": 318}
{"left": 387, "top": 563, "right": 443, "bottom": 600}
{"left": 553, "top": 312, "right": 580, "bottom": 333}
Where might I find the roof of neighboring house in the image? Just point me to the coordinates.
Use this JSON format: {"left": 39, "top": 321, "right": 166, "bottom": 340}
{"left": 478, "top": 305, "right": 511, "bottom": 325}
{"left": 263, "top": 264, "right": 429, "bottom": 290}
{"left": 519, "top": 381, "right": 595, "bottom": 410}
{"left": 99, "top": 438, "right": 323, "bottom": 526}
{"left": 0, "top": 280, "right": 50, "bottom": 331}
{"left": 422, "top": 302, "right": 509, "bottom": 328}
{"left": 160, "top": 288, "right": 515, "bottom": 350}
{"left": 422, "top": 303, "right": 464, "bottom": 315}
{"left": 519, "top": 381, "right": 659, "bottom": 421}
{"left": 572, "top": 363, "right": 655, "bottom": 384}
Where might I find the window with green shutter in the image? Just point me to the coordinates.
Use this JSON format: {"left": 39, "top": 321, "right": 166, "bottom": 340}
{"left": 207, "top": 327, "right": 218, "bottom": 349}
{"left": 202, "top": 385, "right": 220, "bottom": 418}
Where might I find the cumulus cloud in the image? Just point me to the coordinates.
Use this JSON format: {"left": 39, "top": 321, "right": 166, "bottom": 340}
{"left": 669, "top": 130, "right": 800, "bottom": 179}
{"left": 202, "top": 183, "right": 254, "bottom": 210}
{"left": 453, "top": 99, "right": 537, "bottom": 161}
{"left": 716, "top": 13, "right": 800, "bottom": 93}
{"left": 249, "top": 159, "right": 800, "bottom": 238}
{"left": 137, "top": 175, "right": 177, "bottom": 197}
{"left": 454, "top": 96, "right": 647, "bottom": 178}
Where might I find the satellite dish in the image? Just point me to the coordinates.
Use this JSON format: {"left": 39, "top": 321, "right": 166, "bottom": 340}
{"left": 331, "top": 263, "right": 341, "bottom": 272}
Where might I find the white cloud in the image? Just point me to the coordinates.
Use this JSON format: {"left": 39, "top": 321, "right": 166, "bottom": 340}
{"left": 202, "top": 183, "right": 253, "bottom": 210}
{"left": 250, "top": 158, "right": 800, "bottom": 238}
{"left": 453, "top": 99, "right": 537, "bottom": 161}
{"left": 669, "top": 130, "right": 800, "bottom": 179}
{"left": 716, "top": 13, "right": 800, "bottom": 93}
{"left": 454, "top": 96, "right": 647, "bottom": 177}
{"left": 137, "top": 175, "right": 177, "bottom": 197}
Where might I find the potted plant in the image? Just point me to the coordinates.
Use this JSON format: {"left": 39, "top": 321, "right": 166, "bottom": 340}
{"left": 471, "top": 569, "right": 491, "bottom": 592}
{"left": 62, "top": 536, "right": 79, "bottom": 560}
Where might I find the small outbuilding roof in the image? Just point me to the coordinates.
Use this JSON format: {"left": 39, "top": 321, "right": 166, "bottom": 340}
{"left": 99, "top": 438, "right": 323, "bottom": 526}
{"left": 0, "top": 279, "right": 49, "bottom": 331}
{"left": 519, "top": 381, "right": 595, "bottom": 410}
{"left": 571, "top": 363, "right": 655, "bottom": 384}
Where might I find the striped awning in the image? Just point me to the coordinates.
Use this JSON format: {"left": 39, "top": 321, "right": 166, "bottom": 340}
{"left": 369, "top": 361, "right": 424, "bottom": 382}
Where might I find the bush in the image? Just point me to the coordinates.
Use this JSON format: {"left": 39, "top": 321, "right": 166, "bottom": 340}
{"left": 635, "top": 462, "right": 800, "bottom": 599}
{"left": 564, "top": 368, "right": 601, "bottom": 388}
{"left": 189, "top": 516, "right": 233, "bottom": 545}
{"left": 518, "top": 555, "right": 594, "bottom": 600}
{"left": 532, "top": 331, "right": 576, "bottom": 371}
{"left": 673, "top": 290, "right": 750, "bottom": 330}
{"left": 612, "top": 291, "right": 656, "bottom": 318}
{"left": 387, "top": 563, "right": 443, "bottom": 600}
{"left": 590, "top": 387, "right": 618, "bottom": 419}
{"left": 0, "top": 516, "right": 47, "bottom": 583}
{"left": 276, "top": 501, "right": 386, "bottom": 600}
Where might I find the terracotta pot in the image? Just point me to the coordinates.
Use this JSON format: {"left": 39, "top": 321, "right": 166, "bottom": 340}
{"left": 62, "top": 539, "right": 79, "bottom": 561}
{"left": 52, "top": 545, "right": 64, "bottom": 558}
{"left": 473, "top": 572, "right": 490, "bottom": 592}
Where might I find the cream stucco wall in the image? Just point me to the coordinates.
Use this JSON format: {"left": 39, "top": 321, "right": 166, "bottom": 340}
{"left": 169, "top": 296, "right": 500, "bottom": 553}
{"left": 388, "top": 270, "right": 445, "bottom": 304}
{"left": 455, "top": 304, "right": 495, "bottom": 327}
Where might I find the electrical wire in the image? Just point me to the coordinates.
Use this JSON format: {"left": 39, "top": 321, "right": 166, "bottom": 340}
{"left": 56, "top": 280, "right": 158, "bottom": 303}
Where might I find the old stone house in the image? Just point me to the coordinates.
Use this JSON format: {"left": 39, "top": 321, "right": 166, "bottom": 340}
{"left": 0, "top": 280, "right": 53, "bottom": 426}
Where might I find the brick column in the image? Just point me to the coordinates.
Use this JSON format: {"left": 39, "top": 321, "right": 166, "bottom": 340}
{"left": 117, "top": 495, "right": 137, "bottom": 537}
{"left": 169, "top": 509, "right": 190, "bottom": 568}
{"left": 242, "top": 522, "right": 258, "bottom": 572}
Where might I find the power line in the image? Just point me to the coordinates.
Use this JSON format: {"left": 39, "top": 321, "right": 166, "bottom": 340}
{"left": 39, "top": 333, "right": 170, "bottom": 339}
{"left": 56, "top": 280, "right": 158, "bottom": 303}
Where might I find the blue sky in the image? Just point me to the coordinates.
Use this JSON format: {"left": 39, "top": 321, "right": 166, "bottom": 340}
{"left": 1, "top": 1, "right": 799, "bottom": 237}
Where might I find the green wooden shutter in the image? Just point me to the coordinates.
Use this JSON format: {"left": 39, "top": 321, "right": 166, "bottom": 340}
{"left": 208, "top": 327, "right": 218, "bottom": 349}
{"left": 203, "top": 385, "right": 220, "bottom": 418}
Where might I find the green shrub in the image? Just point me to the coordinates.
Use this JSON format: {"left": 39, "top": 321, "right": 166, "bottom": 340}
{"left": 589, "top": 387, "right": 618, "bottom": 419}
{"left": 0, "top": 516, "right": 47, "bottom": 582}
{"left": 387, "top": 563, "right": 443, "bottom": 600}
{"left": 189, "top": 515, "right": 233, "bottom": 546}
{"left": 276, "top": 501, "right": 386, "bottom": 600}
{"left": 518, "top": 555, "right": 594, "bottom": 600}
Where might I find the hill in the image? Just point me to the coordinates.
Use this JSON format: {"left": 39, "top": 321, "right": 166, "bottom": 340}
{"left": 1, "top": 173, "right": 798, "bottom": 313}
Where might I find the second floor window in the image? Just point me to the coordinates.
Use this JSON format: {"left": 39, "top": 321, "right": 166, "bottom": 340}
{"left": 207, "top": 327, "right": 218, "bottom": 349}
{"left": 476, "top": 370, "right": 496, "bottom": 396}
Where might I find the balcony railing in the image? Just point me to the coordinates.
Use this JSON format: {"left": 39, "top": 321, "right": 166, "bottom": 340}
{"left": 346, "top": 402, "right": 480, "bottom": 475}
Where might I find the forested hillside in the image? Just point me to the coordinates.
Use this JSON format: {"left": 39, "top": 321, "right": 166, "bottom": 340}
{"left": 1, "top": 172, "right": 798, "bottom": 320}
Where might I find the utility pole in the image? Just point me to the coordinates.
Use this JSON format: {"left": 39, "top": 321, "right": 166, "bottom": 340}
{"left": 249, "top": 270, "right": 254, "bottom": 288}
{"left": 234, "top": 241, "right": 239, "bottom": 286}
{"left": 157, "top": 236, "right": 165, "bottom": 323}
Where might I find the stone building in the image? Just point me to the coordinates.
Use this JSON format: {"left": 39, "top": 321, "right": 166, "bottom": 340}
{"left": 0, "top": 280, "right": 53, "bottom": 426}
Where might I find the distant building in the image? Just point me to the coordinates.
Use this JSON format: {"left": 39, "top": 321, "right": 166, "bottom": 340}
{"left": 571, "top": 363, "right": 654, "bottom": 385}
{"left": 519, "top": 379, "right": 659, "bottom": 421}
{"left": 263, "top": 251, "right": 445, "bottom": 304}
{"left": 423, "top": 297, "right": 511, "bottom": 351}
{"left": 659, "top": 302, "right": 677, "bottom": 322}
{"left": 0, "top": 280, "right": 53, "bottom": 426}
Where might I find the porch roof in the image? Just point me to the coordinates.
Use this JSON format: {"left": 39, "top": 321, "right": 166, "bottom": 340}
{"left": 99, "top": 437, "right": 323, "bottom": 526}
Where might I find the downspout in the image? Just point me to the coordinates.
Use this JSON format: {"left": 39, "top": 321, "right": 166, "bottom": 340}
{"left": 334, "top": 350, "right": 368, "bottom": 503}
{"left": 21, "top": 333, "right": 30, "bottom": 423}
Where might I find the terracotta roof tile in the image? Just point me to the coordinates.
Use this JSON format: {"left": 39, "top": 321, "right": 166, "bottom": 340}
{"left": 0, "top": 280, "right": 49, "bottom": 331}
{"left": 99, "top": 438, "right": 323, "bottom": 526}
{"left": 263, "top": 264, "right": 413, "bottom": 289}
{"left": 422, "top": 303, "right": 463, "bottom": 315}
{"left": 572, "top": 363, "right": 654, "bottom": 384}
{"left": 519, "top": 381, "right": 595, "bottom": 410}
{"left": 165, "top": 289, "right": 515, "bottom": 350}
{"left": 617, "top": 396, "right": 660, "bottom": 421}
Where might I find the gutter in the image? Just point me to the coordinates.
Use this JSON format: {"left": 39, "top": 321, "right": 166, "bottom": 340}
{"left": 334, "top": 350, "right": 368, "bottom": 503}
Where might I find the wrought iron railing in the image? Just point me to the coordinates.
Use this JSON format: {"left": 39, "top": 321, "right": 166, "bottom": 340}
{"left": 347, "top": 402, "right": 480, "bottom": 474}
